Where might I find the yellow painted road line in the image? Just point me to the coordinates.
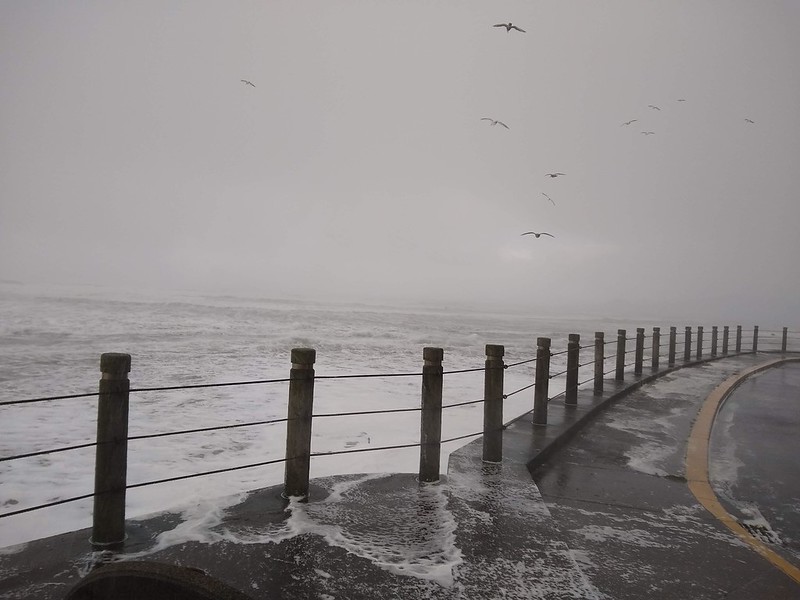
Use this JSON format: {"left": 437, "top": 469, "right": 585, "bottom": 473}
{"left": 686, "top": 357, "right": 800, "bottom": 585}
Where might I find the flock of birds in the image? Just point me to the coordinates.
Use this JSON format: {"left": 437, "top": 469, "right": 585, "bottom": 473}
{"left": 484, "top": 22, "right": 563, "bottom": 241}
{"left": 238, "top": 21, "right": 758, "bottom": 245}
{"left": 476, "top": 21, "right": 758, "bottom": 243}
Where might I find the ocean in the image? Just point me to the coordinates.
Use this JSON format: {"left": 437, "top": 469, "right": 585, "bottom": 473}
{"left": 0, "top": 282, "right": 771, "bottom": 548}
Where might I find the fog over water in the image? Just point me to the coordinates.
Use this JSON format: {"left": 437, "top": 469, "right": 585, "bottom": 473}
{"left": 1, "top": 2, "right": 799, "bottom": 324}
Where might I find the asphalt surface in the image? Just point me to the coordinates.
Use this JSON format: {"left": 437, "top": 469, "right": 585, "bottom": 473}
{"left": 709, "top": 361, "right": 800, "bottom": 568}
{"left": 1, "top": 353, "right": 799, "bottom": 599}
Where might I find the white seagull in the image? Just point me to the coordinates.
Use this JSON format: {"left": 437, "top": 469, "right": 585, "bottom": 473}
{"left": 542, "top": 192, "right": 555, "bottom": 206}
{"left": 241, "top": 80, "right": 256, "bottom": 87}
{"left": 648, "top": 104, "right": 661, "bottom": 110}
{"left": 745, "top": 118, "right": 755, "bottom": 124}
{"left": 621, "top": 119, "right": 638, "bottom": 126}
{"left": 481, "top": 118, "right": 509, "bottom": 129}
{"left": 641, "top": 131, "right": 655, "bottom": 135}
{"left": 521, "top": 231, "right": 554, "bottom": 238}
{"left": 494, "top": 22, "right": 526, "bottom": 33}
{"left": 545, "top": 172, "right": 565, "bottom": 178}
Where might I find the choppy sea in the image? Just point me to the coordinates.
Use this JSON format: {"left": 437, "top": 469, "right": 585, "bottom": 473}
{"left": 0, "top": 281, "right": 761, "bottom": 548}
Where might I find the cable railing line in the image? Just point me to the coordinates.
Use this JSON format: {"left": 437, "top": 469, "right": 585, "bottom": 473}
{"left": 128, "top": 417, "right": 290, "bottom": 441}
{"left": 504, "top": 382, "right": 536, "bottom": 398}
{"left": 127, "top": 456, "right": 291, "bottom": 491}
{"left": 0, "top": 391, "right": 100, "bottom": 407}
{"left": 129, "top": 377, "right": 292, "bottom": 393}
{"left": 0, "top": 492, "right": 96, "bottom": 520}
{"left": 0, "top": 441, "right": 97, "bottom": 463}
{"left": 505, "top": 356, "right": 537, "bottom": 368}
{"left": 443, "top": 398, "right": 485, "bottom": 410}
{"left": 313, "top": 406, "right": 421, "bottom": 419}
{"left": 311, "top": 441, "right": 422, "bottom": 458}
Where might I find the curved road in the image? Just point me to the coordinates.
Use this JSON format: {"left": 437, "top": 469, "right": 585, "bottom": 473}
{"left": 532, "top": 355, "right": 800, "bottom": 599}
{"left": 709, "top": 360, "right": 800, "bottom": 572}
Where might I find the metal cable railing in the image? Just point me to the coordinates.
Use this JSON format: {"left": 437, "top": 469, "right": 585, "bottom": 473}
{"left": 2, "top": 324, "right": 793, "bottom": 527}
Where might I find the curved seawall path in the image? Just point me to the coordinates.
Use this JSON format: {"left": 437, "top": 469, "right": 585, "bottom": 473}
{"left": 2, "top": 354, "right": 799, "bottom": 599}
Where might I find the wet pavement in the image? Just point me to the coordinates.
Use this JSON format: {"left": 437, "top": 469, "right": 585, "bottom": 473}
{"left": 1, "top": 353, "right": 799, "bottom": 599}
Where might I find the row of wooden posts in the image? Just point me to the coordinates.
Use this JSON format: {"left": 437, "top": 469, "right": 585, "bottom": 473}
{"left": 90, "top": 324, "right": 786, "bottom": 547}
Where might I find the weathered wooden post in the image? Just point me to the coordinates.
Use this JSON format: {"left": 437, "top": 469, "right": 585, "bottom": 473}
{"left": 711, "top": 326, "right": 718, "bottom": 357}
{"left": 753, "top": 326, "right": 759, "bottom": 353}
{"left": 782, "top": 327, "right": 789, "bottom": 352}
{"left": 593, "top": 332, "right": 604, "bottom": 396}
{"left": 419, "top": 347, "right": 444, "bottom": 483}
{"left": 634, "top": 328, "right": 645, "bottom": 375}
{"left": 684, "top": 327, "right": 692, "bottom": 362}
{"left": 482, "top": 344, "right": 504, "bottom": 463}
{"left": 564, "top": 334, "right": 580, "bottom": 406}
{"left": 91, "top": 353, "right": 131, "bottom": 548}
{"left": 532, "top": 337, "right": 551, "bottom": 425}
{"left": 652, "top": 327, "right": 660, "bottom": 370}
{"left": 723, "top": 326, "right": 730, "bottom": 355}
{"left": 615, "top": 329, "right": 626, "bottom": 381}
{"left": 696, "top": 326, "right": 704, "bottom": 360}
{"left": 284, "top": 348, "right": 316, "bottom": 499}
{"left": 736, "top": 325, "right": 742, "bottom": 353}
{"left": 668, "top": 326, "right": 677, "bottom": 367}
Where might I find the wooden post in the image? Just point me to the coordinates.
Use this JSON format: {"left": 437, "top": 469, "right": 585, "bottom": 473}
{"left": 91, "top": 352, "right": 131, "bottom": 548}
{"left": 696, "top": 326, "right": 704, "bottom": 360}
{"left": 753, "top": 326, "right": 759, "bottom": 352}
{"left": 593, "top": 332, "right": 604, "bottom": 396}
{"left": 652, "top": 327, "right": 660, "bottom": 370}
{"left": 723, "top": 326, "right": 729, "bottom": 355}
{"left": 419, "top": 347, "right": 444, "bottom": 483}
{"left": 736, "top": 325, "right": 742, "bottom": 353}
{"left": 284, "top": 348, "right": 316, "bottom": 499}
{"left": 668, "top": 326, "right": 676, "bottom": 367}
{"left": 711, "top": 326, "right": 718, "bottom": 357}
{"left": 684, "top": 327, "right": 692, "bottom": 362}
{"left": 782, "top": 327, "right": 788, "bottom": 352}
{"left": 565, "top": 334, "right": 580, "bottom": 406}
{"left": 482, "top": 344, "right": 504, "bottom": 463}
{"left": 634, "top": 328, "right": 645, "bottom": 375}
{"left": 532, "top": 337, "right": 551, "bottom": 425}
{"left": 615, "top": 329, "right": 626, "bottom": 381}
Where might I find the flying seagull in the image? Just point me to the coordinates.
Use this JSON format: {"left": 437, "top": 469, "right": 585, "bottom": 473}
{"left": 541, "top": 192, "right": 555, "bottom": 206}
{"left": 481, "top": 118, "right": 509, "bottom": 129}
{"left": 677, "top": 98, "right": 687, "bottom": 102}
{"left": 621, "top": 119, "right": 638, "bottom": 126}
{"left": 648, "top": 104, "right": 661, "bottom": 110}
{"left": 641, "top": 131, "right": 656, "bottom": 135}
{"left": 745, "top": 118, "right": 755, "bottom": 124}
{"left": 494, "top": 22, "right": 526, "bottom": 33}
{"left": 241, "top": 80, "right": 256, "bottom": 87}
{"left": 545, "top": 172, "right": 565, "bottom": 178}
{"left": 521, "top": 231, "right": 554, "bottom": 238}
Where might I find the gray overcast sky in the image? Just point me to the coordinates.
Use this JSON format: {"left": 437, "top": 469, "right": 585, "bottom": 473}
{"left": 1, "top": 1, "right": 799, "bottom": 324}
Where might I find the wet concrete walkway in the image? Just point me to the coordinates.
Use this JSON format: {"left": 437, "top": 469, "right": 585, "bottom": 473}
{"left": 1, "top": 353, "right": 799, "bottom": 599}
